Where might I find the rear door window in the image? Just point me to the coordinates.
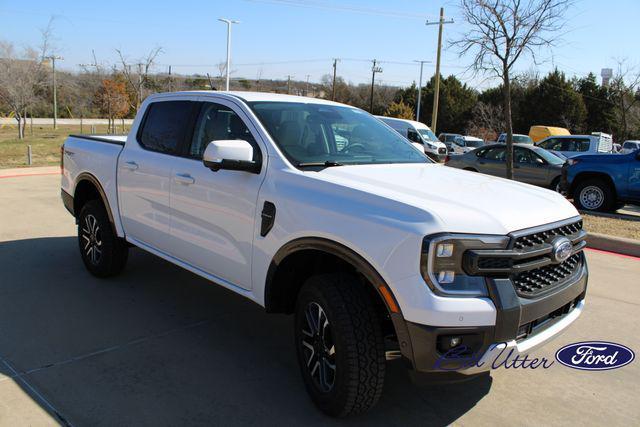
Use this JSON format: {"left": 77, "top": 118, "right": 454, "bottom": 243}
{"left": 138, "top": 101, "right": 197, "bottom": 154}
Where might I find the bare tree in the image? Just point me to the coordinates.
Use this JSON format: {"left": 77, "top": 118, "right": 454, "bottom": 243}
{"left": 452, "top": 0, "right": 571, "bottom": 179}
{"left": 467, "top": 101, "right": 505, "bottom": 141}
{"left": 610, "top": 58, "right": 640, "bottom": 140}
{"left": 116, "top": 47, "right": 162, "bottom": 111}
{"left": 0, "top": 42, "right": 46, "bottom": 139}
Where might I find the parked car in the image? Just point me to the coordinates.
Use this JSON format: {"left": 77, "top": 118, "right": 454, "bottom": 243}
{"left": 562, "top": 150, "right": 640, "bottom": 211}
{"left": 451, "top": 135, "right": 484, "bottom": 153}
{"left": 377, "top": 116, "right": 448, "bottom": 161}
{"left": 61, "top": 91, "right": 587, "bottom": 417}
{"left": 528, "top": 125, "right": 570, "bottom": 143}
{"left": 537, "top": 132, "right": 613, "bottom": 158}
{"left": 437, "top": 132, "right": 461, "bottom": 152}
{"left": 497, "top": 133, "right": 534, "bottom": 144}
{"left": 446, "top": 143, "right": 565, "bottom": 191}
{"left": 621, "top": 140, "right": 640, "bottom": 154}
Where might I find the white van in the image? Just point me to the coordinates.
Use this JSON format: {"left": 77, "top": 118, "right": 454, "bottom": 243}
{"left": 377, "top": 116, "right": 448, "bottom": 161}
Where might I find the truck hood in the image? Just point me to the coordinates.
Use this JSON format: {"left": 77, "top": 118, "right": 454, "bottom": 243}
{"left": 316, "top": 163, "right": 579, "bottom": 234}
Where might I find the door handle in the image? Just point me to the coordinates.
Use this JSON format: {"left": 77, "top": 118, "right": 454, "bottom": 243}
{"left": 122, "top": 161, "right": 139, "bottom": 171}
{"left": 174, "top": 173, "right": 195, "bottom": 185}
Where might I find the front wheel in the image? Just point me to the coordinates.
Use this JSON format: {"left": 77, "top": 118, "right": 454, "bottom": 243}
{"left": 574, "top": 179, "right": 615, "bottom": 212}
{"left": 294, "top": 274, "right": 385, "bottom": 417}
{"left": 78, "top": 200, "right": 128, "bottom": 277}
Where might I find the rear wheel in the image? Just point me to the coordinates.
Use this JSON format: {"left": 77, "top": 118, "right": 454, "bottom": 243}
{"left": 78, "top": 200, "right": 128, "bottom": 277}
{"left": 574, "top": 179, "right": 615, "bottom": 212}
{"left": 294, "top": 273, "right": 385, "bottom": 417}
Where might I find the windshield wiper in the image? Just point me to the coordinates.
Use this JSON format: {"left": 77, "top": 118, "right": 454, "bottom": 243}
{"left": 297, "top": 160, "right": 345, "bottom": 168}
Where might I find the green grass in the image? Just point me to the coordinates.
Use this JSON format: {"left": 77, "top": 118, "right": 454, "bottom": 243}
{"left": 0, "top": 124, "right": 117, "bottom": 168}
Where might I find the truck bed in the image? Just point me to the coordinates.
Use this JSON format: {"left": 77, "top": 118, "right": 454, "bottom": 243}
{"left": 61, "top": 134, "right": 127, "bottom": 236}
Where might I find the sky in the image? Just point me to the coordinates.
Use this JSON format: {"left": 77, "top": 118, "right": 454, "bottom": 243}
{"left": 1, "top": 0, "right": 638, "bottom": 89}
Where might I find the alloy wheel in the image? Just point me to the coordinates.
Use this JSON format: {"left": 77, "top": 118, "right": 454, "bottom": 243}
{"left": 81, "top": 214, "right": 103, "bottom": 265}
{"left": 300, "top": 301, "right": 336, "bottom": 392}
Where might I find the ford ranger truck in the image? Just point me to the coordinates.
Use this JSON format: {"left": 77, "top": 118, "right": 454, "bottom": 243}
{"left": 61, "top": 92, "right": 588, "bottom": 417}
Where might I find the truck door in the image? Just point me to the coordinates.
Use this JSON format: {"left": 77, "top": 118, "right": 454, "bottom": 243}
{"left": 167, "top": 99, "right": 265, "bottom": 290}
{"left": 117, "top": 100, "right": 198, "bottom": 252}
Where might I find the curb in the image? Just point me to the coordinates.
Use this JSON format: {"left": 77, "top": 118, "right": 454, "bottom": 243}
{"left": 586, "top": 232, "right": 640, "bottom": 258}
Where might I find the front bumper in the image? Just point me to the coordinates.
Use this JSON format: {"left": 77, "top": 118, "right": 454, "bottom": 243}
{"left": 401, "top": 263, "right": 588, "bottom": 374}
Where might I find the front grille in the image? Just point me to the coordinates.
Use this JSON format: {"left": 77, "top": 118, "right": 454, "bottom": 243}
{"left": 513, "top": 220, "right": 583, "bottom": 250}
{"left": 512, "top": 253, "right": 582, "bottom": 297}
{"left": 464, "top": 219, "right": 586, "bottom": 298}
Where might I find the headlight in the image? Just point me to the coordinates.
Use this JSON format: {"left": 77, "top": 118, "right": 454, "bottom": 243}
{"left": 420, "top": 234, "right": 508, "bottom": 296}
{"left": 425, "top": 142, "right": 437, "bottom": 150}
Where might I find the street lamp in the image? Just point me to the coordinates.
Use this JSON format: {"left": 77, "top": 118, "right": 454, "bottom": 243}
{"left": 218, "top": 18, "right": 240, "bottom": 91}
{"left": 413, "top": 60, "right": 430, "bottom": 122}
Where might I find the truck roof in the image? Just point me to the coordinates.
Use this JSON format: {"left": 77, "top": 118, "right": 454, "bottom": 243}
{"left": 148, "top": 90, "right": 346, "bottom": 106}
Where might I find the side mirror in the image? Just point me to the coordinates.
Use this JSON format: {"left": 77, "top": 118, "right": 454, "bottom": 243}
{"left": 203, "top": 140, "right": 260, "bottom": 173}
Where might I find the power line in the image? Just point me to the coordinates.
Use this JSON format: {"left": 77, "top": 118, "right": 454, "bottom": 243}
{"left": 243, "top": 0, "right": 439, "bottom": 20}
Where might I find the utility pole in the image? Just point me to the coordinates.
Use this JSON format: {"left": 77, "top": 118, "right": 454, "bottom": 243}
{"left": 413, "top": 60, "right": 430, "bottom": 122}
{"left": 218, "top": 18, "right": 240, "bottom": 91}
{"left": 425, "top": 8, "right": 453, "bottom": 134}
{"left": 369, "top": 59, "right": 383, "bottom": 113}
{"left": 305, "top": 75, "right": 310, "bottom": 96}
{"left": 287, "top": 75, "right": 292, "bottom": 94}
{"left": 331, "top": 58, "right": 339, "bottom": 101}
{"left": 168, "top": 65, "right": 173, "bottom": 91}
{"left": 48, "top": 56, "right": 62, "bottom": 129}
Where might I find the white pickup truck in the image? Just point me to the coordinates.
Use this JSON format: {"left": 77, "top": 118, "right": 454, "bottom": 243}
{"left": 61, "top": 91, "right": 588, "bottom": 417}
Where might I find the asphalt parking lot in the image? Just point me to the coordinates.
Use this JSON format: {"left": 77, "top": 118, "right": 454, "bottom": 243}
{"left": 1, "top": 173, "right": 639, "bottom": 426}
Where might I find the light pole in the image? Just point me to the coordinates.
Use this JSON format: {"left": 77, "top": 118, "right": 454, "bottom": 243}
{"left": 413, "top": 60, "right": 430, "bottom": 122}
{"left": 218, "top": 18, "right": 240, "bottom": 91}
{"left": 48, "top": 56, "right": 63, "bottom": 129}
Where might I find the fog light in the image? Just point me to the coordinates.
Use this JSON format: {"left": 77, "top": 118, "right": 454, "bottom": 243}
{"left": 449, "top": 336, "right": 462, "bottom": 347}
{"left": 437, "top": 270, "right": 455, "bottom": 284}
{"left": 436, "top": 243, "right": 453, "bottom": 257}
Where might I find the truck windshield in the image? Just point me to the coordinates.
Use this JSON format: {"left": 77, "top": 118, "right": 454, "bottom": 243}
{"left": 417, "top": 128, "right": 438, "bottom": 142}
{"left": 249, "top": 102, "right": 430, "bottom": 167}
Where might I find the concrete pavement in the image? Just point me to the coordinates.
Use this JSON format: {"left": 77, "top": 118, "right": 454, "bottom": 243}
{"left": 0, "top": 174, "right": 638, "bottom": 426}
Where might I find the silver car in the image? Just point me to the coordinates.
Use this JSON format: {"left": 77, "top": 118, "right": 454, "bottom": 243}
{"left": 445, "top": 143, "right": 565, "bottom": 191}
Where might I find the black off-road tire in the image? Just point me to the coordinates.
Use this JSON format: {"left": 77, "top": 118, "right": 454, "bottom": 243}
{"left": 78, "top": 200, "right": 128, "bottom": 277}
{"left": 574, "top": 178, "right": 615, "bottom": 212}
{"left": 294, "top": 273, "right": 385, "bottom": 417}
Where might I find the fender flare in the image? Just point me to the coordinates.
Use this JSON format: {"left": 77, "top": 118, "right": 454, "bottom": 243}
{"left": 74, "top": 172, "right": 117, "bottom": 230}
{"left": 265, "top": 237, "right": 415, "bottom": 360}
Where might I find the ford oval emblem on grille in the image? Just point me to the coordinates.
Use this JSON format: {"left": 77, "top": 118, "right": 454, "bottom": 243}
{"left": 555, "top": 341, "right": 635, "bottom": 370}
{"left": 551, "top": 237, "right": 572, "bottom": 263}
